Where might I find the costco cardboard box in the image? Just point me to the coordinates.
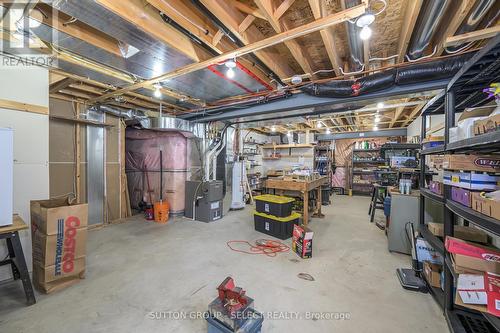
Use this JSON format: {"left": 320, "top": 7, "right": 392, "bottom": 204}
{"left": 427, "top": 222, "right": 488, "bottom": 244}
{"left": 30, "top": 197, "right": 88, "bottom": 293}
{"left": 474, "top": 113, "right": 500, "bottom": 135}
{"left": 445, "top": 237, "right": 500, "bottom": 275}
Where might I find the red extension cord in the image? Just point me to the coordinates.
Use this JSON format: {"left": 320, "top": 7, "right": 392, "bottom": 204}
{"left": 226, "top": 239, "right": 290, "bottom": 257}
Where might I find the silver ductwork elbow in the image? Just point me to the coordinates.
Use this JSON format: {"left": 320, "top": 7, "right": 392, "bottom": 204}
{"left": 407, "top": 0, "right": 451, "bottom": 60}
{"left": 344, "top": 0, "right": 365, "bottom": 71}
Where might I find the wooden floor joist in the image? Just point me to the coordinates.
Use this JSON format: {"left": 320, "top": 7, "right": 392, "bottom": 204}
{"left": 90, "top": 4, "right": 366, "bottom": 103}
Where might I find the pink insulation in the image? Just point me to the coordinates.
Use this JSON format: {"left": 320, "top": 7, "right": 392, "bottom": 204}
{"left": 126, "top": 129, "right": 189, "bottom": 214}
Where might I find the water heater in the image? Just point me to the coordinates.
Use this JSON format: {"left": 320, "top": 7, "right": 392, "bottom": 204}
{"left": 0, "top": 128, "right": 13, "bottom": 226}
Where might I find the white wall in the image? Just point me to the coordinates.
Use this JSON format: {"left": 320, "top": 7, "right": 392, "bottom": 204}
{"left": 0, "top": 59, "right": 49, "bottom": 281}
{"left": 406, "top": 114, "right": 445, "bottom": 142}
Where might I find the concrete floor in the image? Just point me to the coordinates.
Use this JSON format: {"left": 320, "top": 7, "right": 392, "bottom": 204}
{"left": 0, "top": 195, "right": 447, "bottom": 333}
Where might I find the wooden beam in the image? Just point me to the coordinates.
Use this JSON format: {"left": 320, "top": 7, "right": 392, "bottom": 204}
{"left": 213, "top": 29, "right": 225, "bottom": 46}
{"left": 91, "top": 4, "right": 366, "bottom": 103}
{"left": 436, "top": 0, "right": 477, "bottom": 55}
{"left": 444, "top": 25, "right": 500, "bottom": 47}
{"left": 0, "top": 98, "right": 49, "bottom": 115}
{"left": 274, "top": 0, "right": 296, "bottom": 20}
{"left": 49, "top": 77, "right": 75, "bottom": 94}
{"left": 254, "top": 0, "right": 314, "bottom": 75}
{"left": 200, "top": 0, "right": 295, "bottom": 79}
{"left": 239, "top": 15, "right": 256, "bottom": 34}
{"left": 397, "top": 0, "right": 423, "bottom": 62}
{"left": 231, "top": 0, "right": 266, "bottom": 20}
{"left": 35, "top": 4, "right": 124, "bottom": 57}
{"left": 308, "top": 0, "right": 341, "bottom": 76}
{"left": 95, "top": 0, "right": 210, "bottom": 62}
{"left": 403, "top": 103, "right": 425, "bottom": 127}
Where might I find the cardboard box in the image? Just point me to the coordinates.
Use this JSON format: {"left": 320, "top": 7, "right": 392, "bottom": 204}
{"left": 429, "top": 181, "right": 443, "bottom": 195}
{"left": 33, "top": 257, "right": 86, "bottom": 294}
{"left": 443, "top": 154, "right": 500, "bottom": 172}
{"left": 31, "top": 198, "right": 88, "bottom": 235}
{"left": 471, "top": 192, "right": 500, "bottom": 220}
{"left": 474, "top": 113, "right": 500, "bottom": 135}
{"left": 292, "top": 224, "right": 313, "bottom": 259}
{"left": 427, "top": 222, "right": 488, "bottom": 244}
{"left": 429, "top": 155, "right": 444, "bottom": 170}
{"left": 423, "top": 261, "right": 442, "bottom": 288}
{"left": 443, "top": 171, "right": 500, "bottom": 191}
{"left": 445, "top": 236, "right": 500, "bottom": 274}
{"left": 31, "top": 227, "right": 87, "bottom": 267}
{"left": 30, "top": 197, "right": 88, "bottom": 293}
{"left": 390, "top": 156, "right": 416, "bottom": 168}
{"left": 416, "top": 238, "right": 443, "bottom": 265}
{"left": 451, "top": 187, "right": 472, "bottom": 207}
{"left": 457, "top": 106, "right": 494, "bottom": 140}
{"left": 455, "top": 273, "right": 500, "bottom": 317}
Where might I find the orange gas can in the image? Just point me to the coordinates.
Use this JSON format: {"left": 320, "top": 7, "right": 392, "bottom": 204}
{"left": 154, "top": 201, "right": 169, "bottom": 223}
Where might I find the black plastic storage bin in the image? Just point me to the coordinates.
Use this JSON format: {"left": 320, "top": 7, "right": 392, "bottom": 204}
{"left": 254, "top": 211, "right": 301, "bottom": 240}
{"left": 254, "top": 194, "right": 294, "bottom": 217}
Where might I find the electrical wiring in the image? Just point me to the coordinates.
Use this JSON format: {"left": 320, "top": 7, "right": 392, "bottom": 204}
{"left": 226, "top": 239, "right": 290, "bottom": 257}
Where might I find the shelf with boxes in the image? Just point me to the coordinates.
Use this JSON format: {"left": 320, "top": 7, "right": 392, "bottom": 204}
{"left": 418, "top": 35, "right": 500, "bottom": 332}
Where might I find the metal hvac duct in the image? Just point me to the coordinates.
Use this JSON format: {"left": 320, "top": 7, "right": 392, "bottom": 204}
{"left": 344, "top": 0, "right": 365, "bottom": 71}
{"left": 446, "top": 0, "right": 497, "bottom": 53}
{"left": 407, "top": 0, "right": 451, "bottom": 60}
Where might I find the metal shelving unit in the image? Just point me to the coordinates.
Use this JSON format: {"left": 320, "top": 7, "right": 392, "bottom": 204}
{"left": 418, "top": 35, "right": 500, "bottom": 333}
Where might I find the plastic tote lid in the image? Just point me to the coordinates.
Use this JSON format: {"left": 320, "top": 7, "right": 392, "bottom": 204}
{"left": 254, "top": 194, "right": 295, "bottom": 204}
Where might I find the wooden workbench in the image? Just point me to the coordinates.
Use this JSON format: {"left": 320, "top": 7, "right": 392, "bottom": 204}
{"left": 264, "top": 176, "right": 328, "bottom": 225}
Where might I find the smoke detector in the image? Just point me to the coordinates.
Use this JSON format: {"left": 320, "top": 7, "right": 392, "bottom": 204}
{"left": 291, "top": 75, "right": 303, "bottom": 85}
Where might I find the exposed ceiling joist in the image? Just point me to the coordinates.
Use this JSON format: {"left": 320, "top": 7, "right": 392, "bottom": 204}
{"left": 397, "top": 0, "right": 423, "bottom": 62}
{"left": 254, "top": 0, "right": 314, "bottom": 75}
{"left": 231, "top": 0, "right": 267, "bottom": 20}
{"left": 274, "top": 0, "right": 296, "bottom": 20}
{"left": 49, "top": 77, "right": 75, "bottom": 94}
{"left": 90, "top": 4, "right": 366, "bottom": 103}
{"left": 199, "top": 0, "right": 295, "bottom": 79}
{"left": 435, "top": 0, "right": 477, "bottom": 55}
{"left": 402, "top": 103, "right": 426, "bottom": 127}
{"left": 308, "top": 0, "right": 341, "bottom": 76}
{"left": 444, "top": 25, "right": 500, "bottom": 48}
{"left": 95, "top": 0, "right": 210, "bottom": 62}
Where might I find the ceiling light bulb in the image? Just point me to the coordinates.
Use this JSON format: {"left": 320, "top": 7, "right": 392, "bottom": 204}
{"left": 287, "top": 130, "right": 292, "bottom": 136}
{"left": 326, "top": 128, "right": 331, "bottom": 134}
{"left": 360, "top": 26, "right": 372, "bottom": 40}
{"left": 317, "top": 122, "right": 322, "bottom": 128}
{"left": 291, "top": 75, "right": 302, "bottom": 85}
{"left": 373, "top": 126, "right": 379, "bottom": 131}
{"left": 356, "top": 12, "right": 375, "bottom": 28}
{"left": 377, "top": 102, "right": 384, "bottom": 109}
{"left": 226, "top": 67, "right": 235, "bottom": 79}
{"left": 375, "top": 116, "right": 380, "bottom": 123}
{"left": 271, "top": 126, "right": 276, "bottom": 133}
{"left": 225, "top": 58, "right": 237, "bottom": 68}
{"left": 153, "top": 84, "right": 162, "bottom": 98}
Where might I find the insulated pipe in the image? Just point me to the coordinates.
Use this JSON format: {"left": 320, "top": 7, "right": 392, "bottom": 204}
{"left": 446, "top": 0, "right": 497, "bottom": 53}
{"left": 344, "top": 0, "right": 365, "bottom": 71}
{"left": 407, "top": 0, "right": 451, "bottom": 60}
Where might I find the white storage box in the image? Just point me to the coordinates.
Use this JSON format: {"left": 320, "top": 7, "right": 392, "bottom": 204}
{"left": 0, "top": 128, "right": 13, "bottom": 227}
{"left": 444, "top": 170, "right": 500, "bottom": 191}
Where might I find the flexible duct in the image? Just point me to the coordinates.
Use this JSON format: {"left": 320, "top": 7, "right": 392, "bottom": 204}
{"left": 446, "top": 0, "right": 497, "bottom": 53}
{"left": 344, "top": 0, "right": 365, "bottom": 71}
{"left": 407, "top": 0, "right": 450, "bottom": 60}
{"left": 302, "top": 53, "right": 473, "bottom": 98}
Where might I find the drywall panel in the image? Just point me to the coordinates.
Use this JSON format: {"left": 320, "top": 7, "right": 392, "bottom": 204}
{"left": 0, "top": 65, "right": 49, "bottom": 107}
{"left": 0, "top": 109, "right": 49, "bottom": 281}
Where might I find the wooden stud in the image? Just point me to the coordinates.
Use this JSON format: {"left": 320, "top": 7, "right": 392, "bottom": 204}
{"left": 0, "top": 99, "right": 49, "bottom": 115}
{"left": 231, "top": 0, "right": 267, "bottom": 20}
{"left": 239, "top": 15, "right": 256, "bottom": 34}
{"left": 274, "top": 0, "right": 296, "bottom": 20}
